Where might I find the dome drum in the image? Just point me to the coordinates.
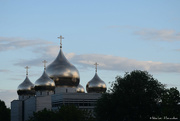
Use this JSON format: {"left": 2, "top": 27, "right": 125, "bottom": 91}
{"left": 17, "top": 90, "right": 35, "bottom": 95}
{"left": 86, "top": 86, "right": 106, "bottom": 93}
{"left": 52, "top": 77, "right": 79, "bottom": 87}
{"left": 35, "top": 86, "right": 55, "bottom": 91}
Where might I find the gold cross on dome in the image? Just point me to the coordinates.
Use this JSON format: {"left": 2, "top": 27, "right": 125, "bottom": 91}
{"left": 94, "top": 62, "right": 99, "bottom": 73}
{"left": 42, "top": 60, "right": 47, "bottom": 70}
{"left": 57, "top": 35, "right": 64, "bottom": 48}
{"left": 25, "top": 66, "right": 29, "bottom": 76}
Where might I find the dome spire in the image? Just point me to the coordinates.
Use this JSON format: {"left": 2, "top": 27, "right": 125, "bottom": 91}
{"left": 94, "top": 62, "right": 99, "bottom": 73}
{"left": 57, "top": 35, "right": 64, "bottom": 48}
{"left": 25, "top": 66, "right": 29, "bottom": 77}
{"left": 42, "top": 60, "right": 47, "bottom": 71}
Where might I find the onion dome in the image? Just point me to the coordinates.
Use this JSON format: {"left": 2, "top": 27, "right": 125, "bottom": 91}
{"left": 46, "top": 35, "right": 80, "bottom": 87}
{"left": 76, "top": 84, "right": 85, "bottom": 93}
{"left": 17, "top": 66, "right": 35, "bottom": 95}
{"left": 86, "top": 63, "right": 107, "bottom": 93}
{"left": 35, "top": 60, "right": 55, "bottom": 91}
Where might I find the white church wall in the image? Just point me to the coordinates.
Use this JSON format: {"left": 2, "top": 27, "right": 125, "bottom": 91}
{"left": 51, "top": 93, "right": 102, "bottom": 110}
{"left": 24, "top": 97, "right": 36, "bottom": 121}
{"left": 36, "top": 91, "right": 54, "bottom": 96}
{"left": 36, "top": 95, "right": 52, "bottom": 112}
{"left": 55, "top": 87, "right": 77, "bottom": 93}
{"left": 11, "top": 100, "right": 23, "bottom": 121}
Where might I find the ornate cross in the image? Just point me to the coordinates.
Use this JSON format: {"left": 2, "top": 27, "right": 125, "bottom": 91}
{"left": 57, "top": 35, "right": 64, "bottom": 48}
{"left": 25, "top": 66, "right": 29, "bottom": 76}
{"left": 42, "top": 60, "right": 47, "bottom": 70}
{"left": 94, "top": 62, "right": 99, "bottom": 73}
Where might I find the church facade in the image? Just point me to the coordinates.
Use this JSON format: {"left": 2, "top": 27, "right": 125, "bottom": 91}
{"left": 11, "top": 35, "right": 107, "bottom": 121}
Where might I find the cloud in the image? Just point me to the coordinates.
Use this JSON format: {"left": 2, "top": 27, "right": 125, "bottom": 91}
{"left": 0, "top": 69, "right": 11, "bottom": 73}
{"left": 70, "top": 54, "right": 180, "bottom": 73}
{"left": 14, "top": 58, "right": 47, "bottom": 67}
{"left": 33, "top": 45, "right": 59, "bottom": 58}
{"left": 134, "top": 29, "right": 180, "bottom": 41}
{"left": 106, "top": 26, "right": 180, "bottom": 42}
{"left": 107, "top": 25, "right": 139, "bottom": 29}
{"left": 9, "top": 35, "right": 179, "bottom": 73}
{"left": 0, "top": 89, "right": 17, "bottom": 108}
{"left": 8, "top": 77, "right": 23, "bottom": 81}
{"left": 14, "top": 49, "right": 180, "bottom": 73}
{"left": 175, "top": 49, "right": 180, "bottom": 51}
{"left": 14, "top": 45, "right": 59, "bottom": 67}
{"left": 14, "top": 45, "right": 76, "bottom": 67}
{"left": 0, "top": 36, "right": 52, "bottom": 52}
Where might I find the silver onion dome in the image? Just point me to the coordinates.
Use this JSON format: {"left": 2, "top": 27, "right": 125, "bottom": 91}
{"left": 17, "top": 66, "right": 35, "bottom": 95}
{"left": 35, "top": 61, "right": 55, "bottom": 91}
{"left": 86, "top": 73, "right": 107, "bottom": 93}
{"left": 46, "top": 36, "right": 80, "bottom": 87}
{"left": 76, "top": 84, "right": 85, "bottom": 93}
{"left": 86, "top": 63, "right": 106, "bottom": 93}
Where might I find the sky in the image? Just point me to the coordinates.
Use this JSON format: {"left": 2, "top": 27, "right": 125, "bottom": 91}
{"left": 0, "top": 0, "right": 180, "bottom": 107}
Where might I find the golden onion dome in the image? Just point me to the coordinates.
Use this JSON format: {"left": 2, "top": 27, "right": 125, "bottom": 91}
{"left": 35, "top": 60, "right": 55, "bottom": 91}
{"left": 76, "top": 84, "right": 85, "bottom": 93}
{"left": 17, "top": 66, "right": 35, "bottom": 95}
{"left": 86, "top": 63, "right": 107, "bottom": 93}
{"left": 46, "top": 36, "right": 80, "bottom": 87}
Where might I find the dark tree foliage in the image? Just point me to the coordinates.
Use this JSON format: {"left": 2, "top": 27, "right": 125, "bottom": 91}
{"left": 0, "top": 100, "right": 10, "bottom": 121}
{"left": 160, "top": 87, "right": 180, "bottom": 118}
{"left": 28, "top": 105, "right": 95, "bottom": 121}
{"left": 56, "top": 105, "right": 95, "bottom": 121}
{"left": 95, "top": 70, "right": 165, "bottom": 121}
{"left": 28, "top": 108, "right": 56, "bottom": 121}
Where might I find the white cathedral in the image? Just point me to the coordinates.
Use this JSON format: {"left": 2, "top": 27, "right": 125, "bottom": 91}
{"left": 11, "top": 35, "right": 107, "bottom": 121}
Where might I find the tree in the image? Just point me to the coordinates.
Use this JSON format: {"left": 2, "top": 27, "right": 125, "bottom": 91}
{"left": 28, "top": 105, "right": 95, "bottom": 121}
{"left": 0, "top": 100, "right": 10, "bottom": 121}
{"left": 56, "top": 105, "right": 87, "bottom": 121}
{"left": 28, "top": 108, "right": 56, "bottom": 121}
{"left": 160, "top": 87, "right": 180, "bottom": 118}
{"left": 95, "top": 70, "right": 165, "bottom": 121}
